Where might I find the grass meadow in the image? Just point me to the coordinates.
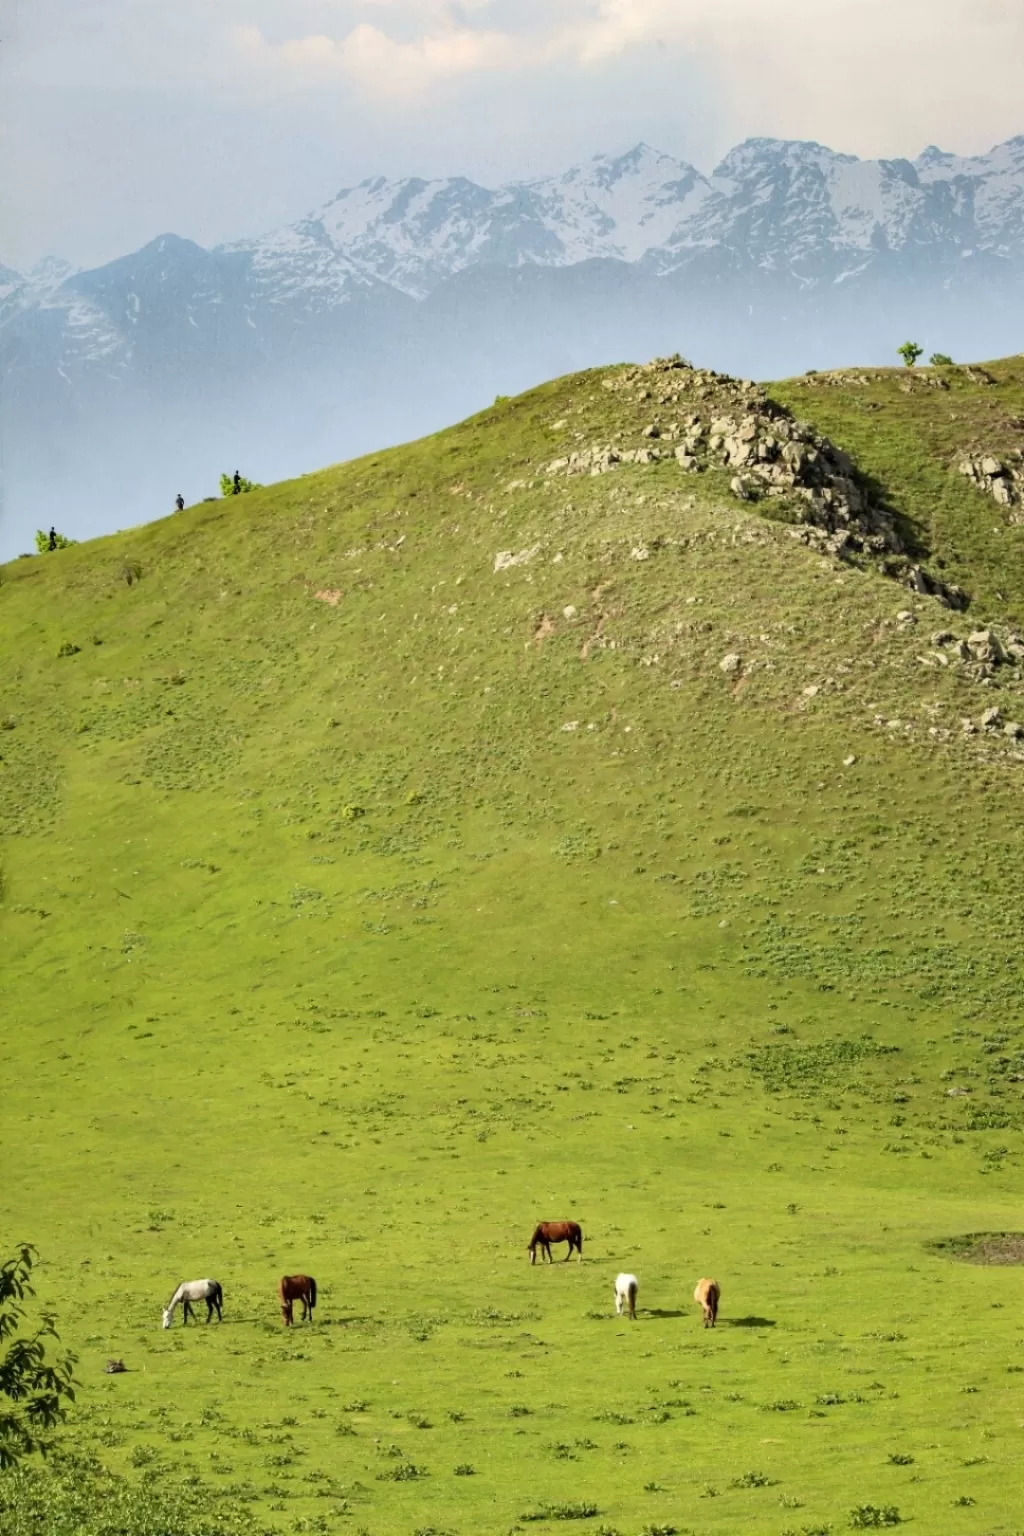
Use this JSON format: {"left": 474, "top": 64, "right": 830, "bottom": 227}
{"left": 3, "top": 356, "right": 1024, "bottom": 1535}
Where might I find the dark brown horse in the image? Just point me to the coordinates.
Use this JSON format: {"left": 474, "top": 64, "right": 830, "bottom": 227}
{"left": 279, "top": 1273, "right": 317, "bottom": 1325}
{"left": 528, "top": 1221, "right": 583, "bottom": 1264}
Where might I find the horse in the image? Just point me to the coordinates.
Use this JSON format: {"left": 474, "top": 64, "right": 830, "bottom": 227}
{"left": 615, "top": 1273, "right": 639, "bottom": 1319}
{"left": 162, "top": 1278, "right": 223, "bottom": 1329}
{"left": 279, "top": 1274, "right": 317, "bottom": 1326}
{"left": 528, "top": 1221, "right": 583, "bottom": 1264}
{"left": 694, "top": 1277, "right": 720, "bottom": 1327}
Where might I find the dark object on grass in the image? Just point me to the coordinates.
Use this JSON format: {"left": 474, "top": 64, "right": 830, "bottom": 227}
{"left": 104, "top": 1358, "right": 126, "bottom": 1374}
{"left": 928, "top": 1231, "right": 1024, "bottom": 1265}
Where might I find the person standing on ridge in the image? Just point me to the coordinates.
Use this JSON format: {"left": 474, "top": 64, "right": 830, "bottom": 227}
{"left": 232, "top": 470, "right": 241, "bottom": 495}
{"left": 175, "top": 493, "right": 184, "bottom": 512}
{"left": 48, "top": 527, "right": 57, "bottom": 551}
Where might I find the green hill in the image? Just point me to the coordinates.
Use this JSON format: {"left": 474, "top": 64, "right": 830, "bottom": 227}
{"left": 3, "top": 354, "right": 1024, "bottom": 1536}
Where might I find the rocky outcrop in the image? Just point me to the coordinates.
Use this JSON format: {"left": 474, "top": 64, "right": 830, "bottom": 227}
{"left": 550, "top": 356, "right": 968, "bottom": 608}
{"left": 930, "top": 626, "right": 1024, "bottom": 677}
{"left": 958, "top": 452, "right": 1024, "bottom": 517}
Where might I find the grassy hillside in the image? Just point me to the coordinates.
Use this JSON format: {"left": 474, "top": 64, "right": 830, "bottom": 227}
{"left": 3, "top": 354, "right": 1024, "bottom": 1536}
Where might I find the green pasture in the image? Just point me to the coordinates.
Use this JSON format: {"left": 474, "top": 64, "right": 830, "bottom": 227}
{"left": 2, "top": 356, "right": 1024, "bottom": 1535}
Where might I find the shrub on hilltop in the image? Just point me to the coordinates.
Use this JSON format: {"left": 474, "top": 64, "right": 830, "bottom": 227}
{"left": 219, "top": 472, "right": 261, "bottom": 497}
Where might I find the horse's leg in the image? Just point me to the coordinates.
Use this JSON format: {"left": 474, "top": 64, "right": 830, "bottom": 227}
{"left": 183, "top": 1299, "right": 192, "bottom": 1326}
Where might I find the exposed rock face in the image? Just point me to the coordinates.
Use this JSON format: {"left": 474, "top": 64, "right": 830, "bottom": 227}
{"left": 958, "top": 452, "right": 1024, "bottom": 517}
{"left": 552, "top": 356, "right": 968, "bottom": 607}
{"left": 931, "top": 626, "right": 1024, "bottom": 677}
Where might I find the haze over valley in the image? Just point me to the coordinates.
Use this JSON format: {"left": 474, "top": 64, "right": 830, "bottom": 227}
{"left": 3, "top": 133, "right": 1024, "bottom": 555}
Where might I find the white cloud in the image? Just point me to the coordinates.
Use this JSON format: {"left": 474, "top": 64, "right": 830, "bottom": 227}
{"left": 235, "top": 17, "right": 522, "bottom": 94}
{"left": 229, "top": 0, "right": 1024, "bottom": 157}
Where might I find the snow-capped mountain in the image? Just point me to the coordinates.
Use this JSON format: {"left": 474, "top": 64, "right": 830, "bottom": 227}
{"left": 221, "top": 135, "right": 1024, "bottom": 301}
{"left": 3, "top": 135, "right": 1024, "bottom": 558}
{"left": 251, "top": 144, "right": 710, "bottom": 298}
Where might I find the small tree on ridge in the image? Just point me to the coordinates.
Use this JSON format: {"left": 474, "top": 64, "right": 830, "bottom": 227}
{"left": 898, "top": 341, "right": 923, "bottom": 368}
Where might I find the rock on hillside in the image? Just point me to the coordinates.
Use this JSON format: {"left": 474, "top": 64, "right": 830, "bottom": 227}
{"left": 547, "top": 355, "right": 967, "bottom": 607}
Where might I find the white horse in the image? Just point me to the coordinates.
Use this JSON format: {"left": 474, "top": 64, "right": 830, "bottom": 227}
{"left": 162, "top": 1278, "right": 223, "bottom": 1329}
{"left": 614, "top": 1273, "right": 638, "bottom": 1319}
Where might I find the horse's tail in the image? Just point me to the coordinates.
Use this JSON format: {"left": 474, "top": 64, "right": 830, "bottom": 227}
{"left": 214, "top": 1281, "right": 223, "bottom": 1308}
{"left": 309, "top": 1277, "right": 317, "bottom": 1310}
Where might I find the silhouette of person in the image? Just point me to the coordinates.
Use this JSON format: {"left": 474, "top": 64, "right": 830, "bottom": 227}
{"left": 48, "top": 527, "right": 57, "bottom": 551}
{"left": 175, "top": 493, "right": 184, "bottom": 512}
{"left": 232, "top": 470, "right": 241, "bottom": 495}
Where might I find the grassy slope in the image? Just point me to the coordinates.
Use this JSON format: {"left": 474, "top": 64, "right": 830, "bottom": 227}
{"left": 3, "top": 358, "right": 1024, "bottom": 1535}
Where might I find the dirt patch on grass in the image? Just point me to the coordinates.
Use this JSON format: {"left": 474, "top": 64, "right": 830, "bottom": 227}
{"left": 929, "top": 1232, "right": 1024, "bottom": 1265}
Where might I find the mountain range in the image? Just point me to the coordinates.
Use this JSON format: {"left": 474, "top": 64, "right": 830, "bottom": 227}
{"left": 3, "top": 135, "right": 1024, "bottom": 556}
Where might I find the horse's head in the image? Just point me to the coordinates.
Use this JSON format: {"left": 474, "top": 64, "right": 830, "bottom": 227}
{"left": 161, "top": 1307, "right": 173, "bottom": 1329}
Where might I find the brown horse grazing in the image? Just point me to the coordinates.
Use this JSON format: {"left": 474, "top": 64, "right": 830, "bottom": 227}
{"left": 279, "top": 1274, "right": 317, "bottom": 1326}
{"left": 694, "top": 1277, "right": 720, "bottom": 1327}
{"left": 528, "top": 1221, "right": 583, "bottom": 1264}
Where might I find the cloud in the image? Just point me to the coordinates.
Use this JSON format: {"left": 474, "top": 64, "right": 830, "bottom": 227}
{"left": 234, "top": 17, "right": 522, "bottom": 94}
{"left": 229, "top": 0, "right": 1024, "bottom": 158}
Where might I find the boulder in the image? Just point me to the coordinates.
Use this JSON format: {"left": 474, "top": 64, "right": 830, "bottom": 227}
{"left": 967, "top": 629, "right": 1006, "bottom": 664}
{"left": 1005, "top": 721, "right": 1024, "bottom": 740}
{"left": 981, "top": 706, "right": 1003, "bottom": 729}
{"left": 719, "top": 653, "right": 742, "bottom": 676}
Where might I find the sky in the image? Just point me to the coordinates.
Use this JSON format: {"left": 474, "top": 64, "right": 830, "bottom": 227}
{"left": 3, "top": 0, "right": 1024, "bottom": 272}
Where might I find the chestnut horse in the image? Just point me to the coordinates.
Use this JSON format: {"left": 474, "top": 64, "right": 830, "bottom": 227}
{"left": 528, "top": 1221, "right": 583, "bottom": 1264}
{"left": 279, "top": 1273, "right": 317, "bottom": 1325}
{"left": 694, "top": 1277, "right": 720, "bottom": 1327}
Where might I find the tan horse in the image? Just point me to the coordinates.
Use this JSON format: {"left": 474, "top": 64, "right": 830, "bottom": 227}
{"left": 694, "top": 1277, "right": 720, "bottom": 1327}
